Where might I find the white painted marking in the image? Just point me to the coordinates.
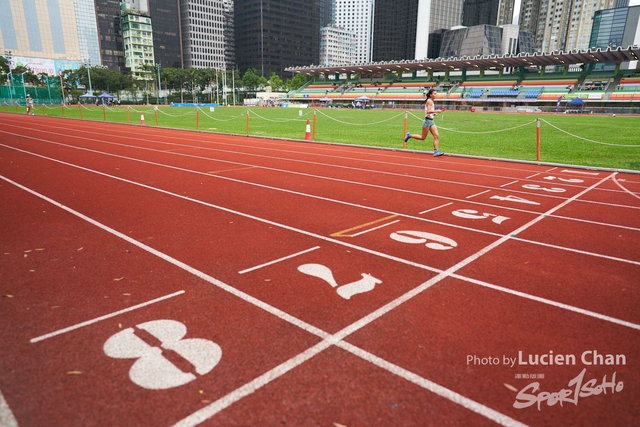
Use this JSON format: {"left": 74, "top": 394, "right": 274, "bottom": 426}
{"left": 0, "top": 390, "right": 18, "bottom": 427}
{"left": 351, "top": 219, "right": 400, "bottom": 237}
{"left": 612, "top": 174, "right": 640, "bottom": 200}
{"left": 500, "top": 180, "right": 518, "bottom": 188}
{"left": 104, "top": 319, "right": 222, "bottom": 390}
{"left": 337, "top": 342, "right": 530, "bottom": 427}
{"left": 238, "top": 246, "right": 320, "bottom": 274}
{"left": 30, "top": 291, "right": 186, "bottom": 343}
{"left": 466, "top": 190, "right": 491, "bottom": 199}
{"left": 2, "top": 138, "right": 636, "bottom": 427}
{"left": 561, "top": 169, "right": 600, "bottom": 176}
{"left": 419, "top": 202, "right": 454, "bottom": 215}
{"left": 451, "top": 273, "right": 640, "bottom": 331}
{"left": 297, "top": 264, "right": 382, "bottom": 300}
{"left": 390, "top": 230, "right": 458, "bottom": 251}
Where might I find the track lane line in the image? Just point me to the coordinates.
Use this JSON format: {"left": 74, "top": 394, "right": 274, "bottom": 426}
{"left": 30, "top": 290, "right": 186, "bottom": 343}
{"left": 0, "top": 390, "right": 18, "bottom": 427}
{"left": 3, "top": 151, "right": 634, "bottom": 426}
{"left": 0, "top": 126, "right": 619, "bottom": 205}
{"left": 2, "top": 174, "right": 529, "bottom": 427}
{"left": 238, "top": 246, "right": 320, "bottom": 275}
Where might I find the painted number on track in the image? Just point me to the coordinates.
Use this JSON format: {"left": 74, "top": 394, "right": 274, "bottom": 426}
{"left": 104, "top": 319, "right": 222, "bottom": 390}
{"left": 522, "top": 184, "right": 566, "bottom": 193}
{"left": 490, "top": 194, "right": 540, "bottom": 206}
{"left": 452, "top": 209, "right": 510, "bottom": 224}
{"left": 298, "top": 263, "right": 382, "bottom": 299}
{"left": 543, "top": 175, "right": 584, "bottom": 183}
{"left": 390, "top": 230, "right": 457, "bottom": 250}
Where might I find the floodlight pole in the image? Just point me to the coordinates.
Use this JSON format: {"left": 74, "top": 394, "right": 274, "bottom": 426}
{"left": 156, "top": 63, "right": 161, "bottom": 105}
{"left": 5, "top": 50, "right": 13, "bottom": 105}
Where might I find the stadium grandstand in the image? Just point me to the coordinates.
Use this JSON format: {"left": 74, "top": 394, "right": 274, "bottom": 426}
{"left": 285, "top": 46, "right": 640, "bottom": 114}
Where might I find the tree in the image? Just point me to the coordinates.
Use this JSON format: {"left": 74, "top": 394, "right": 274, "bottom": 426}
{"left": 242, "top": 68, "right": 262, "bottom": 91}
{"left": 285, "top": 73, "right": 310, "bottom": 91}
{"left": 268, "top": 73, "right": 283, "bottom": 91}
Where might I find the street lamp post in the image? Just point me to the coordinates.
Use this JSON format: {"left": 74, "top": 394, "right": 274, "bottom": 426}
{"left": 84, "top": 59, "right": 93, "bottom": 95}
{"left": 155, "top": 63, "right": 161, "bottom": 105}
{"left": 4, "top": 50, "right": 13, "bottom": 105}
{"left": 21, "top": 71, "right": 27, "bottom": 101}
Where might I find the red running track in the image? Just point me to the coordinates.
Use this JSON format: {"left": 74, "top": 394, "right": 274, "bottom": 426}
{"left": 0, "top": 113, "right": 639, "bottom": 427}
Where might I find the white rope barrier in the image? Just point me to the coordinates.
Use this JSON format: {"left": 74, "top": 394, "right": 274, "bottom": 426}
{"left": 249, "top": 109, "right": 312, "bottom": 123}
{"left": 197, "top": 107, "right": 245, "bottom": 122}
{"left": 407, "top": 111, "right": 537, "bottom": 134}
{"left": 316, "top": 108, "right": 404, "bottom": 126}
{"left": 541, "top": 118, "right": 640, "bottom": 147}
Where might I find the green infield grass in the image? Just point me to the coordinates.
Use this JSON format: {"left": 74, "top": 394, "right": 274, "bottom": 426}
{"left": 13, "top": 103, "right": 640, "bottom": 171}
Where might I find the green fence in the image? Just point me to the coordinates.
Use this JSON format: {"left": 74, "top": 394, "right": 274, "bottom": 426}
{"left": 0, "top": 76, "right": 63, "bottom": 105}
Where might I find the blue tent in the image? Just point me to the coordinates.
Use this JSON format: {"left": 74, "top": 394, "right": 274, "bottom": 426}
{"left": 566, "top": 97, "right": 585, "bottom": 112}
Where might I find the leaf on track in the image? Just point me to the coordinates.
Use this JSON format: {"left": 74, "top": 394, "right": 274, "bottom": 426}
{"left": 504, "top": 383, "right": 518, "bottom": 392}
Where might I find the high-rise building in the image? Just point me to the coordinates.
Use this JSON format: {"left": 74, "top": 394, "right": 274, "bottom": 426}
{"left": 234, "top": 0, "right": 321, "bottom": 78}
{"left": 462, "top": 0, "right": 516, "bottom": 27}
{"left": 590, "top": 4, "right": 640, "bottom": 49}
{"left": 180, "top": 0, "right": 226, "bottom": 69}
{"left": 121, "top": 3, "right": 155, "bottom": 78}
{"left": 518, "top": 0, "right": 619, "bottom": 53}
{"left": 95, "top": 0, "right": 126, "bottom": 71}
{"left": 223, "top": 0, "right": 236, "bottom": 68}
{"left": 149, "top": 0, "right": 183, "bottom": 69}
{"left": 334, "top": 0, "right": 375, "bottom": 63}
{"left": 0, "top": 0, "right": 93, "bottom": 72}
{"left": 372, "top": 0, "right": 419, "bottom": 61}
{"left": 319, "top": 25, "right": 357, "bottom": 66}
{"left": 426, "top": 0, "right": 464, "bottom": 58}
{"left": 372, "top": 0, "right": 463, "bottom": 61}
{"left": 439, "top": 23, "right": 534, "bottom": 57}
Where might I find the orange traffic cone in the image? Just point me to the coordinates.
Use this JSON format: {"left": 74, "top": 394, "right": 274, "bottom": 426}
{"left": 140, "top": 112, "right": 146, "bottom": 126}
{"left": 304, "top": 119, "right": 311, "bottom": 140}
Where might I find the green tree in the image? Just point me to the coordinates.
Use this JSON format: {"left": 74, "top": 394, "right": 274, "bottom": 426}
{"left": 268, "top": 72, "right": 283, "bottom": 91}
{"left": 242, "top": 68, "right": 262, "bottom": 91}
{"left": 285, "top": 73, "right": 310, "bottom": 91}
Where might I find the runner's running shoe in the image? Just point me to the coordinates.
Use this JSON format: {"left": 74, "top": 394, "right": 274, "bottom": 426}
{"left": 404, "top": 133, "right": 411, "bottom": 143}
{"left": 434, "top": 150, "right": 444, "bottom": 157}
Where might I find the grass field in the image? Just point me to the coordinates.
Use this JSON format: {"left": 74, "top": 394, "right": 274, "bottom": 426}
{"left": 9, "top": 103, "right": 640, "bottom": 171}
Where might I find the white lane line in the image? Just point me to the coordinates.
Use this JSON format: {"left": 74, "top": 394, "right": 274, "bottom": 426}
{"left": 6, "top": 166, "right": 634, "bottom": 427}
{"left": 171, "top": 339, "right": 334, "bottom": 427}
{"left": 238, "top": 246, "right": 320, "bottom": 274}
{"left": 337, "top": 341, "right": 529, "bottom": 427}
{"left": 0, "top": 175, "right": 329, "bottom": 342}
{"left": 4, "top": 174, "right": 530, "bottom": 427}
{"left": 420, "top": 202, "right": 453, "bottom": 214}
{"left": 500, "top": 180, "right": 519, "bottom": 188}
{"left": 0, "top": 140, "right": 507, "bottom": 240}
{"left": 466, "top": 189, "right": 490, "bottom": 199}
{"left": 30, "top": 290, "right": 186, "bottom": 343}
{"left": 351, "top": 219, "right": 401, "bottom": 237}
{"left": 0, "top": 390, "right": 18, "bottom": 427}
{"left": 450, "top": 273, "right": 640, "bottom": 331}
{"left": 613, "top": 174, "right": 640, "bottom": 200}
{"left": 562, "top": 169, "right": 600, "bottom": 176}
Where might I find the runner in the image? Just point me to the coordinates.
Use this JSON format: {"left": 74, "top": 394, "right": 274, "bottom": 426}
{"left": 404, "top": 89, "right": 443, "bottom": 156}
{"left": 26, "top": 94, "right": 35, "bottom": 116}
